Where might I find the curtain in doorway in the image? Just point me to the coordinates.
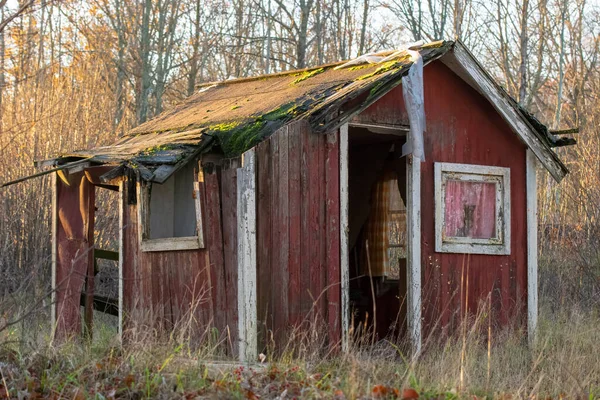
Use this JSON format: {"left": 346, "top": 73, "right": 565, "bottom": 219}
{"left": 362, "top": 167, "right": 397, "bottom": 276}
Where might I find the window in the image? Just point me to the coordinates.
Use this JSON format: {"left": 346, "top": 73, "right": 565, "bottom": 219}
{"left": 138, "top": 161, "right": 204, "bottom": 252}
{"left": 435, "top": 162, "right": 510, "bottom": 255}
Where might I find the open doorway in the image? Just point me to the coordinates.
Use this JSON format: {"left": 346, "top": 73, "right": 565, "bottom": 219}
{"left": 79, "top": 173, "right": 120, "bottom": 339}
{"left": 347, "top": 125, "right": 408, "bottom": 342}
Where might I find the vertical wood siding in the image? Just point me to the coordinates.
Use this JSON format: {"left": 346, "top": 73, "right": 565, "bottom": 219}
{"left": 256, "top": 120, "right": 341, "bottom": 351}
{"left": 121, "top": 162, "right": 239, "bottom": 352}
{"left": 54, "top": 171, "right": 95, "bottom": 339}
{"left": 357, "top": 60, "right": 528, "bottom": 336}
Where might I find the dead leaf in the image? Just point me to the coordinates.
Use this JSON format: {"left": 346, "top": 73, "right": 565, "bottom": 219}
{"left": 402, "top": 388, "right": 419, "bottom": 399}
{"left": 123, "top": 374, "right": 135, "bottom": 387}
{"left": 372, "top": 385, "right": 389, "bottom": 398}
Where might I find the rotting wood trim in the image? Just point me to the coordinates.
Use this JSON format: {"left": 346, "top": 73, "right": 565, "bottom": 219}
{"left": 140, "top": 236, "right": 202, "bottom": 252}
{"left": 100, "top": 165, "right": 125, "bottom": 183}
{"left": 449, "top": 42, "right": 568, "bottom": 182}
{"left": 193, "top": 181, "right": 205, "bottom": 248}
{"left": 151, "top": 136, "right": 214, "bottom": 184}
{"left": 407, "top": 153, "right": 422, "bottom": 355}
{"left": 339, "top": 123, "right": 350, "bottom": 352}
{"left": 237, "top": 148, "right": 257, "bottom": 363}
{"left": 348, "top": 121, "right": 410, "bottom": 135}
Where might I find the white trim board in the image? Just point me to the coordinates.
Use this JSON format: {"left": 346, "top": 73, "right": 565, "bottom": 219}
{"left": 526, "top": 150, "right": 538, "bottom": 345}
{"left": 407, "top": 154, "right": 422, "bottom": 354}
{"left": 237, "top": 148, "right": 257, "bottom": 362}
{"left": 339, "top": 123, "right": 350, "bottom": 352}
{"left": 441, "top": 42, "right": 567, "bottom": 183}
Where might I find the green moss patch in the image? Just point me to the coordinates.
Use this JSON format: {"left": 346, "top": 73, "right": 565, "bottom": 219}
{"left": 291, "top": 68, "right": 325, "bottom": 85}
{"left": 206, "top": 102, "right": 303, "bottom": 157}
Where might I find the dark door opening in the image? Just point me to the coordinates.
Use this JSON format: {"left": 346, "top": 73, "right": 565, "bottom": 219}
{"left": 80, "top": 180, "right": 120, "bottom": 338}
{"left": 347, "top": 125, "right": 408, "bottom": 343}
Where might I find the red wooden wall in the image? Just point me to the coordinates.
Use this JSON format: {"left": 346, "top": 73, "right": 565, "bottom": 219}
{"left": 255, "top": 120, "right": 341, "bottom": 351}
{"left": 357, "top": 60, "right": 528, "bottom": 335}
{"left": 120, "top": 162, "right": 239, "bottom": 350}
{"left": 54, "top": 171, "right": 95, "bottom": 339}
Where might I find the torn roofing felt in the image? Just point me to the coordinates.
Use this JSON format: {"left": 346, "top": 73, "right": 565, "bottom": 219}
{"left": 29, "top": 39, "right": 573, "bottom": 186}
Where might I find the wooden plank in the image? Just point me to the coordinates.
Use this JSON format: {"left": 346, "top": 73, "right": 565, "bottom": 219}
{"left": 325, "top": 129, "right": 341, "bottom": 347}
{"left": 54, "top": 172, "right": 94, "bottom": 340}
{"left": 139, "top": 236, "right": 202, "bottom": 252}
{"left": 1, "top": 158, "right": 92, "bottom": 188}
{"left": 204, "top": 165, "right": 227, "bottom": 334}
{"left": 300, "top": 126, "right": 312, "bottom": 317}
{"left": 288, "top": 125, "right": 302, "bottom": 326}
{"left": 339, "top": 124, "right": 349, "bottom": 351}
{"left": 118, "top": 181, "right": 125, "bottom": 339}
{"left": 256, "top": 140, "right": 272, "bottom": 351}
{"left": 307, "top": 127, "right": 321, "bottom": 322}
{"left": 270, "top": 132, "right": 282, "bottom": 340}
{"left": 152, "top": 164, "right": 177, "bottom": 183}
{"left": 51, "top": 173, "right": 58, "bottom": 337}
{"left": 526, "top": 149, "right": 538, "bottom": 345}
{"left": 84, "top": 184, "right": 96, "bottom": 340}
{"left": 407, "top": 153, "right": 422, "bottom": 354}
{"left": 221, "top": 159, "right": 240, "bottom": 354}
{"left": 94, "top": 249, "right": 119, "bottom": 261}
{"left": 277, "top": 126, "right": 290, "bottom": 334}
{"left": 237, "top": 148, "right": 257, "bottom": 362}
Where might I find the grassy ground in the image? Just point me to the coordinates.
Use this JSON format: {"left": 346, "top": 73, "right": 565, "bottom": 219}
{"left": 0, "top": 305, "right": 599, "bottom": 399}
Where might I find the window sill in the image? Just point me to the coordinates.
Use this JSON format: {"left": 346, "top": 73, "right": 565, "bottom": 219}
{"left": 140, "top": 236, "right": 203, "bottom": 252}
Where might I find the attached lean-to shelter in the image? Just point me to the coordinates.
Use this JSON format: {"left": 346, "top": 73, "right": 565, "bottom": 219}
{"left": 3, "top": 40, "right": 576, "bottom": 361}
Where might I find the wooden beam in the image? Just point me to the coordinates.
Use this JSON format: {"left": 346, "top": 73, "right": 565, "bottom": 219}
{"left": 237, "top": 148, "right": 257, "bottom": 363}
{"left": 527, "top": 150, "right": 538, "bottom": 345}
{"left": 339, "top": 123, "right": 350, "bottom": 352}
{"left": 407, "top": 153, "right": 422, "bottom": 354}
{"left": 1, "top": 158, "right": 92, "bottom": 188}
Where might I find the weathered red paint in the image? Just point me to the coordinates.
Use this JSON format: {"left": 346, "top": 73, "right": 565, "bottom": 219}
{"left": 256, "top": 120, "right": 342, "bottom": 351}
{"left": 120, "top": 164, "right": 238, "bottom": 348}
{"left": 54, "top": 171, "right": 95, "bottom": 339}
{"left": 358, "top": 60, "right": 528, "bottom": 335}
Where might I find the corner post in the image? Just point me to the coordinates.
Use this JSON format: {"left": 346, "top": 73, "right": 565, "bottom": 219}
{"left": 526, "top": 149, "right": 538, "bottom": 345}
{"left": 407, "top": 154, "right": 422, "bottom": 354}
{"left": 237, "top": 148, "right": 257, "bottom": 362}
{"left": 339, "top": 123, "right": 349, "bottom": 352}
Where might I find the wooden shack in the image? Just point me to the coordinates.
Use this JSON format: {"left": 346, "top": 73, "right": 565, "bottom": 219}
{"left": 10, "top": 40, "right": 576, "bottom": 361}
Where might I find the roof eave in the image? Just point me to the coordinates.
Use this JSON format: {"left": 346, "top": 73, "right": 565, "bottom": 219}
{"left": 444, "top": 41, "right": 569, "bottom": 182}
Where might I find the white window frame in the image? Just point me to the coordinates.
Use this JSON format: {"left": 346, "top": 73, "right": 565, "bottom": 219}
{"left": 137, "top": 166, "right": 205, "bottom": 253}
{"left": 434, "top": 162, "right": 510, "bottom": 255}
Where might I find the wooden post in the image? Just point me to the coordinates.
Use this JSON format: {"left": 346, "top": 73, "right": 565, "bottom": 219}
{"left": 237, "top": 148, "right": 257, "bottom": 362}
{"left": 407, "top": 153, "right": 422, "bottom": 354}
{"left": 526, "top": 149, "right": 538, "bottom": 345}
{"left": 339, "top": 123, "right": 349, "bottom": 352}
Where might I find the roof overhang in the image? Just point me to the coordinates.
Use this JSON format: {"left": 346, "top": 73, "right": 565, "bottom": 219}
{"left": 441, "top": 41, "right": 569, "bottom": 182}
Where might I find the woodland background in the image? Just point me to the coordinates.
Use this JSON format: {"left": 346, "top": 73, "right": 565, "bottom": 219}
{"left": 0, "top": 0, "right": 598, "bottom": 337}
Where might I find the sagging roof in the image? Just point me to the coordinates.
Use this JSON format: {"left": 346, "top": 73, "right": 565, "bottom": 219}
{"left": 42, "top": 41, "right": 453, "bottom": 185}
{"left": 2, "top": 40, "right": 576, "bottom": 188}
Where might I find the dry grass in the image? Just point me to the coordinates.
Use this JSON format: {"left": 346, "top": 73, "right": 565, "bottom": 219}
{"left": 0, "top": 299, "right": 599, "bottom": 399}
